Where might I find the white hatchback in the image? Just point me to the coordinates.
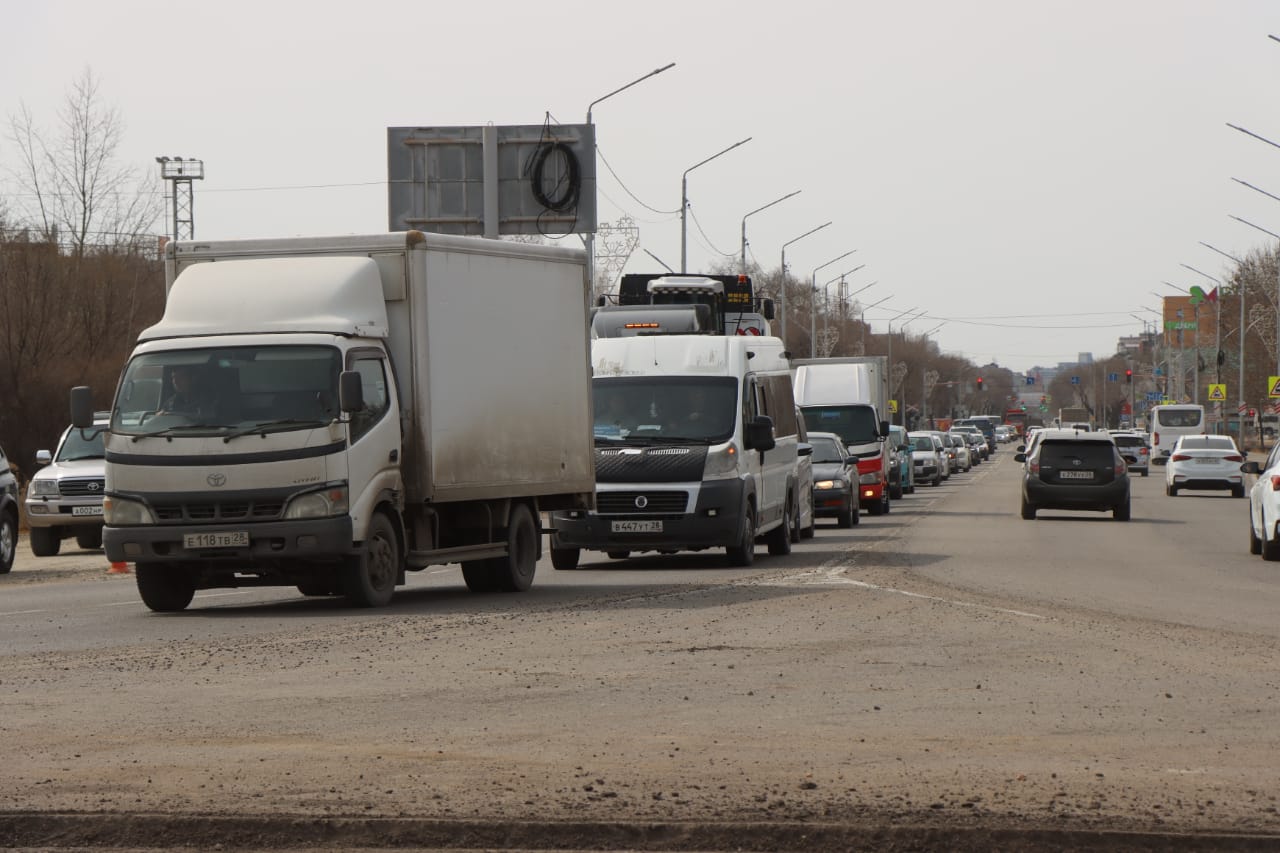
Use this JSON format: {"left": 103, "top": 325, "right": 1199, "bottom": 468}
{"left": 1164, "top": 434, "right": 1244, "bottom": 497}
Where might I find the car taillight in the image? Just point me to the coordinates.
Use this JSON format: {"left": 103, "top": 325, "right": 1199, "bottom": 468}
{"left": 1224, "top": 454, "right": 1243, "bottom": 462}
{"left": 1170, "top": 453, "right": 1191, "bottom": 462}
{"left": 1115, "top": 460, "right": 1126, "bottom": 475}
{"left": 1270, "top": 475, "right": 1280, "bottom": 491}
{"left": 1029, "top": 461, "right": 1040, "bottom": 475}
{"left": 1153, "top": 431, "right": 1159, "bottom": 445}
{"left": 1139, "top": 448, "right": 1149, "bottom": 456}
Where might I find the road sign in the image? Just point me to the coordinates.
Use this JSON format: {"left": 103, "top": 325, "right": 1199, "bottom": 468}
{"left": 1239, "top": 402, "right": 1249, "bottom": 414}
{"left": 889, "top": 399, "right": 898, "bottom": 414}
{"left": 1164, "top": 320, "right": 1198, "bottom": 330}
{"left": 1070, "top": 376, "right": 1080, "bottom": 385}
{"left": 1207, "top": 384, "right": 1227, "bottom": 401}
{"left": 1107, "top": 372, "right": 1118, "bottom": 382}
{"left": 1145, "top": 392, "right": 1161, "bottom": 402}
{"left": 1270, "top": 376, "right": 1280, "bottom": 399}
{"left": 1025, "top": 376, "right": 1035, "bottom": 385}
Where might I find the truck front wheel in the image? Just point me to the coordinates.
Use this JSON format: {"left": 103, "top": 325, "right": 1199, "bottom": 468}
{"left": 135, "top": 563, "right": 196, "bottom": 612}
{"left": 343, "top": 511, "right": 400, "bottom": 607}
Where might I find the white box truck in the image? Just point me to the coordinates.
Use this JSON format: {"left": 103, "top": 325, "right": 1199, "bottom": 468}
{"left": 72, "top": 231, "right": 595, "bottom": 611}
{"left": 549, "top": 334, "right": 802, "bottom": 567}
{"left": 792, "top": 357, "right": 893, "bottom": 515}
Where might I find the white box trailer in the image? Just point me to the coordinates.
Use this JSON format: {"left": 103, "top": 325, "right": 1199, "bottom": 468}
{"left": 75, "top": 231, "right": 594, "bottom": 610}
{"left": 792, "top": 357, "right": 893, "bottom": 515}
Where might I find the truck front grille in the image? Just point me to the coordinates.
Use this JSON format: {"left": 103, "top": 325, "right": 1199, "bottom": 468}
{"left": 153, "top": 500, "right": 285, "bottom": 523}
{"left": 597, "top": 491, "right": 689, "bottom": 514}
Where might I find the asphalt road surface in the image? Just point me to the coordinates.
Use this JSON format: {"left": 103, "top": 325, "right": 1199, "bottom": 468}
{"left": 3, "top": 450, "right": 1278, "bottom": 851}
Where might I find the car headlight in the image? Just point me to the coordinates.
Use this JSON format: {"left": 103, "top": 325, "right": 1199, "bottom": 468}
{"left": 858, "top": 472, "right": 881, "bottom": 484}
{"left": 702, "top": 443, "right": 742, "bottom": 481}
{"left": 104, "top": 495, "right": 155, "bottom": 525}
{"left": 30, "top": 478, "right": 59, "bottom": 497}
{"left": 283, "top": 485, "right": 350, "bottom": 519}
{"left": 813, "top": 479, "right": 839, "bottom": 490}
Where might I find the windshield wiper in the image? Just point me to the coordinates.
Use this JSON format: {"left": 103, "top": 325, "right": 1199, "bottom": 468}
{"left": 131, "top": 424, "right": 226, "bottom": 442}
{"left": 223, "top": 418, "right": 332, "bottom": 442}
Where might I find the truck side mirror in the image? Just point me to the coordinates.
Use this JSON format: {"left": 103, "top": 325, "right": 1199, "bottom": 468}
{"left": 70, "top": 386, "right": 94, "bottom": 428}
{"left": 879, "top": 420, "right": 890, "bottom": 437}
{"left": 338, "top": 371, "right": 365, "bottom": 413}
{"left": 744, "top": 415, "right": 776, "bottom": 452}
{"left": 759, "top": 298, "right": 775, "bottom": 321}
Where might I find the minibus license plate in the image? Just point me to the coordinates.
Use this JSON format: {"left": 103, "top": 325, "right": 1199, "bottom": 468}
{"left": 612, "top": 520, "right": 662, "bottom": 533}
{"left": 184, "top": 531, "right": 249, "bottom": 549}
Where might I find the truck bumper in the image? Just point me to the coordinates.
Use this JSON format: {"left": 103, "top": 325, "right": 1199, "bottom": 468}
{"left": 105, "top": 516, "right": 355, "bottom": 565}
{"left": 551, "top": 479, "right": 747, "bottom": 553}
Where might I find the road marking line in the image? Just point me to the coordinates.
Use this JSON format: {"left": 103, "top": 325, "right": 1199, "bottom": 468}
{"left": 0, "top": 609, "right": 47, "bottom": 617}
{"left": 748, "top": 567, "right": 1045, "bottom": 620}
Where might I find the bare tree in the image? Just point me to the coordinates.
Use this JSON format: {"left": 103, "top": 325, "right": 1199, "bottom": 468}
{"left": 6, "top": 67, "right": 159, "bottom": 255}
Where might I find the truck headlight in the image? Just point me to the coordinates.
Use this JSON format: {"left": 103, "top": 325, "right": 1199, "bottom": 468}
{"left": 284, "top": 485, "right": 350, "bottom": 519}
{"left": 702, "top": 443, "right": 742, "bottom": 481}
{"left": 858, "top": 472, "right": 881, "bottom": 485}
{"left": 30, "top": 479, "right": 59, "bottom": 497}
{"left": 104, "top": 495, "right": 155, "bottom": 525}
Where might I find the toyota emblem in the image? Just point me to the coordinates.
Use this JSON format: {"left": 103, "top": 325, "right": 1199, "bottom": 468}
{"left": 207, "top": 473, "right": 227, "bottom": 487}
{"left": 634, "top": 495, "right": 648, "bottom": 509}
{"left": 86, "top": 482, "right": 101, "bottom": 492}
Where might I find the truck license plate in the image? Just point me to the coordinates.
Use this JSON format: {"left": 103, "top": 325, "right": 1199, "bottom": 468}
{"left": 184, "top": 531, "right": 249, "bottom": 549}
{"left": 611, "top": 520, "right": 662, "bottom": 533}
{"left": 71, "top": 505, "right": 104, "bottom": 517}
{"left": 1059, "top": 470, "right": 1094, "bottom": 480}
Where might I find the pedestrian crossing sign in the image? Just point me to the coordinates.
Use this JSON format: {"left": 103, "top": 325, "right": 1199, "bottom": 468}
{"left": 1207, "top": 384, "right": 1227, "bottom": 401}
{"left": 889, "top": 399, "right": 899, "bottom": 414}
{"left": 1270, "top": 376, "right": 1280, "bottom": 399}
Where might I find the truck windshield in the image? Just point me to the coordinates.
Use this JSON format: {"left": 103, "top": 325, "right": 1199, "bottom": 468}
{"left": 593, "top": 377, "right": 738, "bottom": 442}
{"left": 112, "top": 345, "right": 342, "bottom": 436}
{"left": 801, "top": 405, "right": 879, "bottom": 446}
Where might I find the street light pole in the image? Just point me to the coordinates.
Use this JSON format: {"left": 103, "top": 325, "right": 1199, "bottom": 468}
{"left": 741, "top": 190, "right": 801, "bottom": 274}
{"left": 885, "top": 306, "right": 918, "bottom": 426}
{"left": 681, "top": 137, "right": 752, "bottom": 273}
{"left": 822, "top": 265, "right": 867, "bottom": 345}
{"left": 779, "top": 222, "right": 832, "bottom": 344}
{"left": 810, "top": 251, "right": 857, "bottom": 357}
{"left": 1201, "top": 241, "right": 1247, "bottom": 443}
{"left": 584, "top": 62, "right": 676, "bottom": 288}
{"left": 1229, "top": 214, "right": 1280, "bottom": 378}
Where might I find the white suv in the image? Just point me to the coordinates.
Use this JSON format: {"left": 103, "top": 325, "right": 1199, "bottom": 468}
{"left": 24, "top": 415, "right": 109, "bottom": 556}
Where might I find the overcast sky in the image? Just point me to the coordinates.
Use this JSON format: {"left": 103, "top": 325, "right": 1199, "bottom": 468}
{"left": 5, "top": 1, "right": 1280, "bottom": 374}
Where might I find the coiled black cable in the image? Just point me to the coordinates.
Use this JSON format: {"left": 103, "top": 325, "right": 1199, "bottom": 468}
{"left": 529, "top": 140, "right": 581, "bottom": 212}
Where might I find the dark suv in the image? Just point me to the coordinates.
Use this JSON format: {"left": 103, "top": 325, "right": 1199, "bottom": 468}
{"left": 1015, "top": 429, "right": 1130, "bottom": 521}
{"left": 0, "top": 442, "right": 18, "bottom": 573}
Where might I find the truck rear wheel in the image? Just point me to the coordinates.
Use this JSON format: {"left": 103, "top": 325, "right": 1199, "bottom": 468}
{"left": 29, "top": 527, "right": 61, "bottom": 557}
{"left": 135, "top": 563, "right": 196, "bottom": 612}
{"left": 464, "top": 504, "right": 538, "bottom": 592}
{"left": 342, "top": 511, "right": 400, "bottom": 607}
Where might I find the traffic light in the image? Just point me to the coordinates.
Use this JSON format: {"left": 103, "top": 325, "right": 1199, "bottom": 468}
{"left": 1125, "top": 368, "right": 1132, "bottom": 383}
{"left": 976, "top": 377, "right": 984, "bottom": 391}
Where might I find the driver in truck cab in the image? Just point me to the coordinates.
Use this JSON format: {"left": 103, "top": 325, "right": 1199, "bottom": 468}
{"left": 159, "top": 366, "right": 214, "bottom": 417}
